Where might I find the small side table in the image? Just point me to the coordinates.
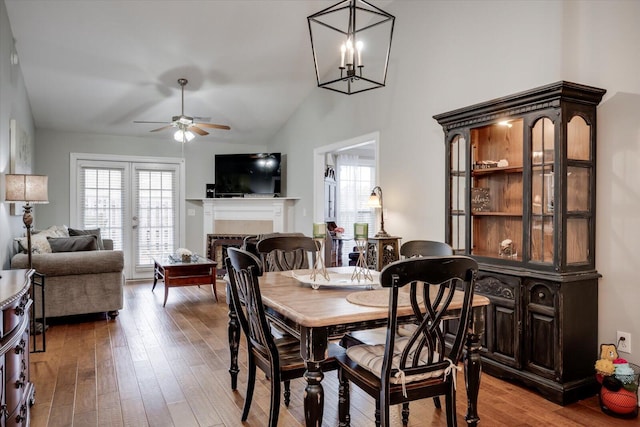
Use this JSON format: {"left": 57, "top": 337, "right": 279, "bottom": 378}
{"left": 153, "top": 255, "right": 217, "bottom": 307}
{"left": 368, "top": 236, "right": 401, "bottom": 271}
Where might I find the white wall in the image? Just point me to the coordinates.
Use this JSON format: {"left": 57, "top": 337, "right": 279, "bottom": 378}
{"left": 0, "top": 0, "right": 35, "bottom": 269}
{"left": 269, "top": 0, "right": 640, "bottom": 364}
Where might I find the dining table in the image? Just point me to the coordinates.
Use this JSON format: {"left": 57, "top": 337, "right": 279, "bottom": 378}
{"left": 226, "top": 266, "right": 490, "bottom": 427}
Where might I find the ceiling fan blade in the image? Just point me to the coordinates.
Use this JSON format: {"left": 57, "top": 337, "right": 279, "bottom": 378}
{"left": 194, "top": 122, "right": 231, "bottom": 130}
{"left": 150, "top": 125, "right": 174, "bottom": 132}
{"left": 133, "top": 120, "right": 170, "bottom": 124}
{"left": 188, "top": 125, "right": 209, "bottom": 136}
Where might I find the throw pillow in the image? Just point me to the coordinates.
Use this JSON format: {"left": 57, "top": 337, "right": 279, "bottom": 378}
{"left": 32, "top": 225, "right": 69, "bottom": 237}
{"left": 16, "top": 226, "right": 61, "bottom": 254}
{"left": 68, "top": 227, "right": 104, "bottom": 250}
{"left": 47, "top": 235, "right": 98, "bottom": 253}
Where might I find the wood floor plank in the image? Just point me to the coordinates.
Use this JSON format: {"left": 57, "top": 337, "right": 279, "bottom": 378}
{"left": 96, "top": 390, "right": 124, "bottom": 427}
{"left": 120, "top": 398, "right": 150, "bottom": 427}
{"left": 29, "top": 280, "right": 635, "bottom": 427}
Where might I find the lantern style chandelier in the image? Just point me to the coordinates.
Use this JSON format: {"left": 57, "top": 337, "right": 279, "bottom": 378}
{"left": 307, "top": 0, "right": 395, "bottom": 95}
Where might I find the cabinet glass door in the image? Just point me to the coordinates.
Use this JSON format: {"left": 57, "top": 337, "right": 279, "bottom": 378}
{"left": 566, "top": 115, "right": 592, "bottom": 264}
{"left": 470, "top": 120, "right": 523, "bottom": 260}
{"left": 530, "top": 117, "right": 555, "bottom": 264}
{"left": 449, "top": 134, "right": 466, "bottom": 253}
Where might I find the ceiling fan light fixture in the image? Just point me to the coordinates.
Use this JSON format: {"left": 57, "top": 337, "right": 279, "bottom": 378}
{"left": 134, "top": 78, "right": 230, "bottom": 138}
{"left": 174, "top": 129, "right": 195, "bottom": 142}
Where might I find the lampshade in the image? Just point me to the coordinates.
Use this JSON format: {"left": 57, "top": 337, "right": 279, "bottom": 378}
{"left": 307, "top": 0, "right": 395, "bottom": 95}
{"left": 367, "top": 191, "right": 382, "bottom": 208}
{"left": 174, "top": 129, "right": 195, "bottom": 142}
{"left": 5, "top": 174, "right": 49, "bottom": 203}
{"left": 367, "top": 186, "right": 388, "bottom": 237}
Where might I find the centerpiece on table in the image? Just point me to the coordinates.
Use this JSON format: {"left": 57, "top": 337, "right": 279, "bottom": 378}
{"left": 176, "top": 248, "right": 193, "bottom": 263}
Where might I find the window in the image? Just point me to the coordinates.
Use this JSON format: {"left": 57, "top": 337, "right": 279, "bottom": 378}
{"left": 79, "top": 165, "right": 125, "bottom": 250}
{"left": 336, "top": 155, "right": 376, "bottom": 239}
{"left": 135, "top": 168, "right": 177, "bottom": 265}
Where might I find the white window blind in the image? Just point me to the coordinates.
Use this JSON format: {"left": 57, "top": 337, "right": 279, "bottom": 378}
{"left": 79, "top": 166, "right": 125, "bottom": 250}
{"left": 336, "top": 154, "right": 376, "bottom": 239}
{"left": 135, "top": 167, "right": 178, "bottom": 265}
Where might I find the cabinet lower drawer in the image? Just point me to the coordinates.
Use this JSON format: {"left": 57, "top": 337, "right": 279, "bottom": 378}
{"left": 6, "top": 397, "right": 30, "bottom": 427}
{"left": 5, "top": 329, "right": 30, "bottom": 414}
{"left": 2, "top": 293, "right": 29, "bottom": 339}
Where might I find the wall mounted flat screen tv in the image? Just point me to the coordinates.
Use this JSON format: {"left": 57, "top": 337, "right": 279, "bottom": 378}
{"left": 214, "top": 153, "right": 282, "bottom": 197}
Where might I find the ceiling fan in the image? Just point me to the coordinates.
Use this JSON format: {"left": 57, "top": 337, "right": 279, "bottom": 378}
{"left": 134, "top": 78, "right": 230, "bottom": 142}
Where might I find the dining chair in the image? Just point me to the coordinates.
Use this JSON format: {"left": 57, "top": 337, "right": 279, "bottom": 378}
{"left": 225, "top": 247, "right": 342, "bottom": 426}
{"left": 335, "top": 255, "right": 478, "bottom": 427}
{"left": 400, "top": 240, "right": 453, "bottom": 258}
{"left": 341, "top": 240, "right": 454, "bottom": 347}
{"left": 256, "top": 235, "right": 320, "bottom": 272}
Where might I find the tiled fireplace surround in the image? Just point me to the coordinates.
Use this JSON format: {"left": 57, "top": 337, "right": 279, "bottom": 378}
{"left": 200, "top": 198, "right": 298, "bottom": 273}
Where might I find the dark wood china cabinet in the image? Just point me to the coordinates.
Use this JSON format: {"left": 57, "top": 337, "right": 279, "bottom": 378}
{"left": 434, "top": 81, "right": 606, "bottom": 405}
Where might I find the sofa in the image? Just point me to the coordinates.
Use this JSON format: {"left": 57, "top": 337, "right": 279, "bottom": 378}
{"left": 10, "top": 226, "right": 124, "bottom": 319}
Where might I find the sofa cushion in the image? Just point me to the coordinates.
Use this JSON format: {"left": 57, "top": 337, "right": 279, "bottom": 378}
{"left": 11, "top": 250, "right": 124, "bottom": 277}
{"left": 68, "top": 227, "right": 104, "bottom": 250}
{"left": 47, "top": 235, "right": 98, "bottom": 252}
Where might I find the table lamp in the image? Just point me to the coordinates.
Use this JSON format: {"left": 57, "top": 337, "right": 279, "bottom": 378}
{"left": 368, "top": 186, "right": 389, "bottom": 237}
{"left": 5, "top": 174, "right": 49, "bottom": 269}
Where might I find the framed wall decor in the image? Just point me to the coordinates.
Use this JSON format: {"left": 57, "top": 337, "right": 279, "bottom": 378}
{"left": 9, "top": 119, "right": 33, "bottom": 215}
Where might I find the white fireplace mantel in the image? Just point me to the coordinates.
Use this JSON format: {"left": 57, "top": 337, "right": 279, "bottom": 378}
{"left": 191, "top": 196, "right": 298, "bottom": 242}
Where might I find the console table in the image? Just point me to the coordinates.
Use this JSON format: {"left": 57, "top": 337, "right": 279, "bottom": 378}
{"left": 0, "top": 269, "right": 35, "bottom": 425}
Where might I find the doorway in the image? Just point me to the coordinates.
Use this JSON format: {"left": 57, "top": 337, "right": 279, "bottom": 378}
{"left": 313, "top": 132, "right": 379, "bottom": 264}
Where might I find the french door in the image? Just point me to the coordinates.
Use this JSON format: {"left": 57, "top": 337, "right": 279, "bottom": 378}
{"left": 71, "top": 154, "right": 185, "bottom": 279}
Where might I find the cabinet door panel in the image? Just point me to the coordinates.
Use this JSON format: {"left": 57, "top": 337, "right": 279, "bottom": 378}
{"left": 525, "top": 280, "right": 558, "bottom": 379}
{"left": 475, "top": 272, "right": 521, "bottom": 368}
{"left": 528, "top": 312, "right": 555, "bottom": 371}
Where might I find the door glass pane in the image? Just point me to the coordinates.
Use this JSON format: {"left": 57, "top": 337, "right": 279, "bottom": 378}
{"left": 567, "top": 218, "right": 589, "bottom": 264}
{"left": 530, "top": 117, "right": 555, "bottom": 264}
{"left": 450, "top": 135, "right": 466, "bottom": 252}
{"left": 531, "top": 216, "right": 553, "bottom": 263}
{"left": 136, "top": 169, "right": 177, "bottom": 265}
{"left": 80, "top": 167, "right": 124, "bottom": 249}
{"left": 567, "top": 166, "right": 589, "bottom": 212}
{"left": 567, "top": 115, "right": 590, "bottom": 161}
{"left": 532, "top": 117, "right": 555, "bottom": 165}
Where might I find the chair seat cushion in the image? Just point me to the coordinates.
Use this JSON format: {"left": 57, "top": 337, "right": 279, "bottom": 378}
{"left": 340, "top": 324, "right": 417, "bottom": 348}
{"left": 346, "top": 337, "right": 445, "bottom": 385}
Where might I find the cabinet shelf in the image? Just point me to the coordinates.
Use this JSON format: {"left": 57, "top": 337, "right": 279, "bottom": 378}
{"left": 472, "top": 211, "right": 523, "bottom": 217}
{"left": 472, "top": 249, "right": 521, "bottom": 261}
{"left": 472, "top": 165, "right": 523, "bottom": 175}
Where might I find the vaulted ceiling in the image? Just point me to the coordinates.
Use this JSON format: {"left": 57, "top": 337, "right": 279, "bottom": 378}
{"left": 6, "top": 1, "right": 393, "bottom": 146}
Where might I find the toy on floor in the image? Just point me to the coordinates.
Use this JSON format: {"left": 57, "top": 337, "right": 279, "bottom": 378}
{"left": 595, "top": 343, "right": 639, "bottom": 418}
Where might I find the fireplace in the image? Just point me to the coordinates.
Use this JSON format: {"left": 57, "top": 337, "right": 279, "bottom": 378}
{"left": 199, "top": 197, "right": 298, "bottom": 257}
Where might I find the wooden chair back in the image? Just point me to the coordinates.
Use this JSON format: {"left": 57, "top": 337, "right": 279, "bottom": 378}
{"left": 256, "top": 235, "right": 320, "bottom": 271}
{"left": 225, "top": 248, "right": 277, "bottom": 366}
{"left": 375, "top": 255, "right": 478, "bottom": 425}
{"left": 400, "top": 240, "right": 453, "bottom": 258}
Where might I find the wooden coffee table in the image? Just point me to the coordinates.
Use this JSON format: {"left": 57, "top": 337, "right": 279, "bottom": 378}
{"left": 152, "top": 255, "right": 217, "bottom": 307}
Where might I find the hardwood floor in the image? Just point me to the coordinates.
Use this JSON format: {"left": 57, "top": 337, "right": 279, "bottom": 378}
{"left": 29, "top": 280, "right": 634, "bottom": 426}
